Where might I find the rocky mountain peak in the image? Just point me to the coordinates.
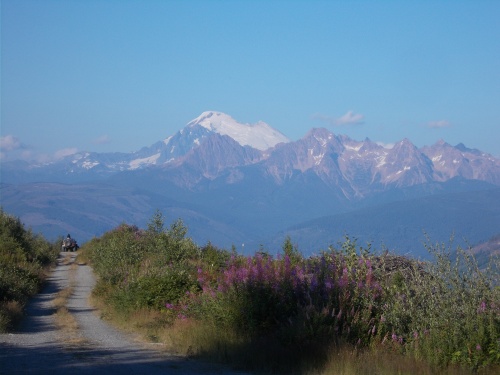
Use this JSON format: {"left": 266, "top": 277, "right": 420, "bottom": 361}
{"left": 2, "top": 112, "right": 499, "bottom": 192}
{"left": 185, "top": 111, "right": 290, "bottom": 151}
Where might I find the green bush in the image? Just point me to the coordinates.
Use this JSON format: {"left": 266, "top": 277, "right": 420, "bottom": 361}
{"left": 88, "top": 223, "right": 147, "bottom": 285}
{"left": 84, "top": 212, "right": 203, "bottom": 318}
{"left": 185, "top": 237, "right": 500, "bottom": 372}
{"left": 378, "top": 240, "right": 500, "bottom": 369}
{"left": 115, "top": 267, "right": 196, "bottom": 310}
{"left": 144, "top": 212, "right": 198, "bottom": 264}
{"left": 0, "top": 208, "right": 59, "bottom": 331}
{"left": 84, "top": 214, "right": 500, "bottom": 373}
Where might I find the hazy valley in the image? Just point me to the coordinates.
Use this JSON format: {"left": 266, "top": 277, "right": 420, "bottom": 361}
{"left": 2, "top": 111, "right": 499, "bottom": 259}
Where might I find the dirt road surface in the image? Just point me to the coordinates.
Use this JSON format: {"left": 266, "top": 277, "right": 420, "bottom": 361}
{"left": 0, "top": 253, "right": 250, "bottom": 374}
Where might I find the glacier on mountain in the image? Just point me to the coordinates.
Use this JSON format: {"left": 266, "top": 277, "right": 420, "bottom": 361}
{"left": 2, "top": 111, "right": 500, "bottom": 191}
{"left": 129, "top": 153, "right": 161, "bottom": 170}
{"left": 2, "top": 111, "right": 500, "bottom": 257}
{"left": 186, "top": 111, "right": 290, "bottom": 151}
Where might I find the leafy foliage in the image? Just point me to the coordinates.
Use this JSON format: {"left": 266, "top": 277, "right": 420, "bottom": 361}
{"left": 0, "top": 208, "right": 59, "bottom": 331}
{"left": 83, "top": 212, "right": 205, "bottom": 317}
{"left": 84, "top": 212, "right": 500, "bottom": 373}
{"left": 379, "top": 240, "right": 500, "bottom": 370}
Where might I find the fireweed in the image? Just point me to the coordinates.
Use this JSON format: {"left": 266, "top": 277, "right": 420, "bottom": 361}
{"left": 185, "top": 250, "right": 383, "bottom": 348}
{"left": 169, "top": 241, "right": 499, "bottom": 370}
{"left": 83, "top": 214, "right": 499, "bottom": 371}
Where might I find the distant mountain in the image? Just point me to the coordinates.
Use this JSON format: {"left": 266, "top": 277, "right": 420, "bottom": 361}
{"left": 2, "top": 111, "right": 499, "bottom": 190}
{"left": 186, "top": 111, "right": 290, "bottom": 151}
{"left": 0, "top": 111, "right": 289, "bottom": 183}
{"left": 470, "top": 234, "right": 500, "bottom": 258}
{"left": 469, "top": 234, "right": 500, "bottom": 272}
{"left": 1, "top": 111, "right": 499, "bottom": 258}
{"left": 421, "top": 140, "right": 500, "bottom": 184}
{"left": 268, "top": 187, "right": 500, "bottom": 259}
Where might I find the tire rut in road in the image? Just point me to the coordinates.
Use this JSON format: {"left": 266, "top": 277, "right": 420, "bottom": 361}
{"left": 1, "top": 252, "right": 250, "bottom": 374}
{"left": 0, "top": 252, "right": 82, "bottom": 373}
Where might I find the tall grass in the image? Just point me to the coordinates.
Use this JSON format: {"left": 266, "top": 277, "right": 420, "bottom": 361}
{"left": 82, "top": 212, "right": 500, "bottom": 374}
{"left": 379, "top": 239, "right": 500, "bottom": 370}
{"left": 0, "top": 208, "right": 59, "bottom": 331}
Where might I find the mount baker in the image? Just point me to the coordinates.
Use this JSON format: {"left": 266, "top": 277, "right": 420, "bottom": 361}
{"left": 1, "top": 111, "right": 499, "bottom": 258}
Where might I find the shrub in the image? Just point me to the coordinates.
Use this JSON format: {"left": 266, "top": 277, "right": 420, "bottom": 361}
{"left": 84, "top": 215, "right": 500, "bottom": 373}
{"left": 114, "top": 264, "right": 198, "bottom": 312}
{"left": 84, "top": 212, "right": 202, "bottom": 319}
{"left": 191, "top": 239, "right": 382, "bottom": 350}
{"left": 0, "top": 208, "right": 58, "bottom": 331}
{"left": 378, "top": 240, "right": 500, "bottom": 369}
{"left": 88, "top": 223, "right": 147, "bottom": 285}
{"left": 176, "top": 237, "right": 499, "bottom": 372}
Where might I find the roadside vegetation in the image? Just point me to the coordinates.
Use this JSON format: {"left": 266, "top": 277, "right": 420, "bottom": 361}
{"left": 79, "top": 211, "right": 500, "bottom": 374}
{"left": 0, "top": 208, "right": 60, "bottom": 331}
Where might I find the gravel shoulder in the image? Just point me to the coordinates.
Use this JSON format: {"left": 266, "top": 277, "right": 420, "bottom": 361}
{"left": 0, "top": 253, "right": 249, "bottom": 375}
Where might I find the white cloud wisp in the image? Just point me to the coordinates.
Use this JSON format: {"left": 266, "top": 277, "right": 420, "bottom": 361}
{"left": 313, "top": 110, "right": 365, "bottom": 127}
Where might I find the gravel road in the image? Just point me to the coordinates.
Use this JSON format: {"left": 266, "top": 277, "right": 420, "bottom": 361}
{"left": 0, "top": 253, "right": 250, "bottom": 374}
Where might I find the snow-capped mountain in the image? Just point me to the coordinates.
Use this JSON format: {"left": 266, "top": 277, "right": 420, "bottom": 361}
{"left": 31, "top": 111, "right": 288, "bottom": 174}
{"left": 256, "top": 128, "right": 499, "bottom": 198}
{"left": 2, "top": 111, "right": 500, "bottom": 194}
{"left": 2, "top": 111, "right": 500, "bottom": 258}
{"left": 186, "top": 111, "right": 290, "bottom": 151}
{"left": 421, "top": 140, "right": 500, "bottom": 185}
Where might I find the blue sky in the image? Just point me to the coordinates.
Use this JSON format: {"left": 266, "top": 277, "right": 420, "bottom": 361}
{"left": 1, "top": 0, "right": 499, "bottom": 161}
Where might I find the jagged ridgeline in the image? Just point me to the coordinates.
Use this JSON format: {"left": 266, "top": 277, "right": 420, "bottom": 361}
{"left": 1, "top": 111, "right": 499, "bottom": 257}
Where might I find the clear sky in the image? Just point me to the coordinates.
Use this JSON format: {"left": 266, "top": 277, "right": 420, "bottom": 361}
{"left": 1, "top": 0, "right": 499, "bottom": 162}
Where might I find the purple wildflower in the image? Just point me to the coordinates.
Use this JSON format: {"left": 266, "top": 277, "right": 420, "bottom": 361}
{"left": 477, "top": 301, "right": 487, "bottom": 314}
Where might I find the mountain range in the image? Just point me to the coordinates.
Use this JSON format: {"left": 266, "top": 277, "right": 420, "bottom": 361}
{"left": 1, "top": 111, "right": 499, "bottom": 259}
